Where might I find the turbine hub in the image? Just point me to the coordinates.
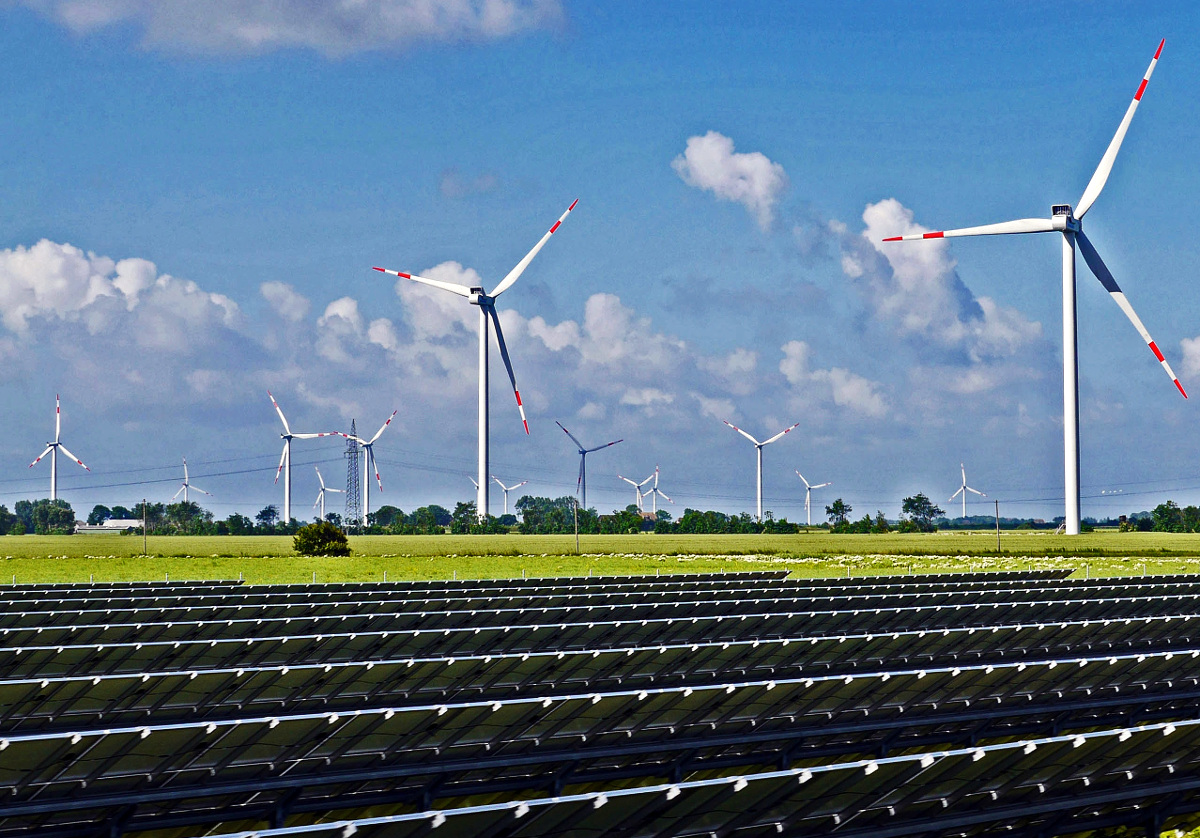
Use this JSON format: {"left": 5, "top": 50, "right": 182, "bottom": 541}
{"left": 468, "top": 287, "right": 491, "bottom": 306}
{"left": 1050, "top": 205, "right": 1079, "bottom": 232}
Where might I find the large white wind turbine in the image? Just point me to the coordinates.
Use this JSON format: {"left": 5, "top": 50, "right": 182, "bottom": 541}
{"left": 795, "top": 471, "right": 831, "bottom": 527}
{"left": 883, "top": 40, "right": 1186, "bottom": 534}
{"left": 949, "top": 462, "right": 986, "bottom": 521}
{"left": 313, "top": 466, "right": 344, "bottom": 521}
{"left": 342, "top": 411, "right": 397, "bottom": 526}
{"left": 491, "top": 476, "right": 528, "bottom": 516}
{"left": 555, "top": 421, "right": 623, "bottom": 509}
{"left": 268, "top": 391, "right": 341, "bottom": 524}
{"left": 618, "top": 473, "right": 653, "bottom": 512}
{"left": 723, "top": 419, "right": 801, "bottom": 522}
{"left": 29, "top": 395, "right": 89, "bottom": 501}
{"left": 374, "top": 200, "right": 578, "bottom": 519}
{"left": 173, "top": 458, "right": 211, "bottom": 504}
{"left": 642, "top": 466, "right": 672, "bottom": 515}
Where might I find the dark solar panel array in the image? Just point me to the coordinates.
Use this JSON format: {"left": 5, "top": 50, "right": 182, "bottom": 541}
{"left": 6, "top": 568, "right": 1200, "bottom": 838}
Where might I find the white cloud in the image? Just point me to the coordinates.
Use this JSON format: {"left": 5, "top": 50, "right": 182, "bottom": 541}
{"left": 1181, "top": 335, "right": 1200, "bottom": 378}
{"left": 672, "top": 131, "right": 789, "bottom": 230}
{"left": 779, "top": 340, "right": 887, "bottom": 418}
{"left": 261, "top": 281, "right": 311, "bottom": 322}
{"left": 439, "top": 169, "right": 500, "bottom": 198}
{"left": 21, "top": 0, "right": 565, "bottom": 56}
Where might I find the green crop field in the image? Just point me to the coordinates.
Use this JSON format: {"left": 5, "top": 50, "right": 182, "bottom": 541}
{"left": 2, "top": 530, "right": 1200, "bottom": 584}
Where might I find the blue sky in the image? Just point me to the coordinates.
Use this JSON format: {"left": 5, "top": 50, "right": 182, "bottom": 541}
{"left": 1, "top": 0, "right": 1198, "bottom": 523}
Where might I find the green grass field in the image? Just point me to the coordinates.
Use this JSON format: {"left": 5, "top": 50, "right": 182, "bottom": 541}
{"left": 3, "top": 530, "right": 1200, "bottom": 583}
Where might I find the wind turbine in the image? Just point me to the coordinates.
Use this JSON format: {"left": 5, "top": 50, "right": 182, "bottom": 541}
{"left": 618, "top": 473, "right": 653, "bottom": 511}
{"left": 313, "top": 466, "right": 344, "bottom": 521}
{"left": 949, "top": 463, "right": 986, "bottom": 521}
{"left": 795, "top": 471, "right": 831, "bottom": 527}
{"left": 29, "top": 395, "right": 90, "bottom": 500}
{"left": 491, "top": 476, "right": 528, "bottom": 516}
{"left": 268, "top": 391, "right": 341, "bottom": 524}
{"left": 882, "top": 40, "right": 1186, "bottom": 534}
{"left": 555, "top": 421, "right": 623, "bottom": 509}
{"left": 342, "top": 411, "right": 397, "bottom": 526}
{"left": 172, "top": 458, "right": 211, "bottom": 504}
{"left": 642, "top": 465, "right": 672, "bottom": 515}
{"left": 722, "top": 419, "right": 801, "bottom": 521}
{"left": 374, "top": 200, "right": 578, "bottom": 519}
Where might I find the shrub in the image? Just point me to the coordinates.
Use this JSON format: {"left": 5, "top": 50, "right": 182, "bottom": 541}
{"left": 293, "top": 521, "right": 351, "bottom": 557}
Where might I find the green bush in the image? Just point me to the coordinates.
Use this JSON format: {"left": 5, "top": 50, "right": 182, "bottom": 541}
{"left": 293, "top": 521, "right": 351, "bottom": 557}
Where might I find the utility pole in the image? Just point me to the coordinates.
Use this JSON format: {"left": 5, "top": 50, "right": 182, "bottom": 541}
{"left": 995, "top": 499, "right": 1000, "bottom": 553}
{"left": 142, "top": 498, "right": 148, "bottom": 557}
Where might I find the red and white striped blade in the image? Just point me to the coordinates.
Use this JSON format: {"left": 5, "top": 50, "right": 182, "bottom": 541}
{"left": 369, "top": 448, "right": 383, "bottom": 491}
{"left": 722, "top": 419, "right": 761, "bottom": 446}
{"left": 882, "top": 218, "right": 1054, "bottom": 242}
{"left": 314, "top": 466, "right": 326, "bottom": 490}
{"left": 812, "top": 482, "right": 832, "bottom": 490}
{"left": 55, "top": 395, "right": 61, "bottom": 442}
{"left": 556, "top": 420, "right": 585, "bottom": 451}
{"left": 267, "top": 390, "right": 292, "bottom": 435}
{"left": 1076, "top": 39, "right": 1164, "bottom": 220}
{"left": 369, "top": 410, "right": 397, "bottom": 445}
{"left": 1077, "top": 230, "right": 1187, "bottom": 398}
{"left": 586, "top": 438, "right": 623, "bottom": 453}
{"left": 291, "top": 432, "right": 341, "bottom": 439}
{"left": 486, "top": 305, "right": 529, "bottom": 434}
{"left": 763, "top": 421, "right": 801, "bottom": 446}
{"left": 57, "top": 444, "right": 89, "bottom": 471}
{"left": 372, "top": 267, "right": 471, "bottom": 298}
{"left": 29, "top": 445, "right": 53, "bottom": 467}
{"left": 173, "top": 485, "right": 186, "bottom": 501}
{"left": 490, "top": 200, "right": 578, "bottom": 297}
{"left": 274, "top": 443, "right": 287, "bottom": 484}
{"left": 191, "top": 485, "right": 212, "bottom": 497}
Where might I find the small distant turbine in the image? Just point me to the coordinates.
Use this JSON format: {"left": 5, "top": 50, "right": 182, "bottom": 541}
{"left": 949, "top": 463, "right": 986, "bottom": 521}
{"left": 618, "top": 473, "right": 654, "bottom": 512}
{"left": 491, "top": 476, "right": 529, "bottom": 516}
{"left": 795, "top": 471, "right": 831, "bottom": 527}
{"left": 722, "top": 418, "right": 801, "bottom": 522}
{"left": 268, "top": 391, "right": 341, "bottom": 524}
{"left": 555, "top": 421, "right": 622, "bottom": 509}
{"left": 313, "top": 466, "right": 344, "bottom": 521}
{"left": 173, "top": 458, "right": 212, "bottom": 504}
{"left": 342, "top": 410, "right": 397, "bottom": 526}
{"left": 29, "top": 394, "right": 90, "bottom": 501}
{"left": 642, "top": 466, "right": 673, "bottom": 515}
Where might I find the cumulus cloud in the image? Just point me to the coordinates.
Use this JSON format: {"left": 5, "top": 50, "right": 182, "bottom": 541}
{"left": 672, "top": 131, "right": 789, "bottom": 230}
{"left": 839, "top": 199, "right": 1041, "bottom": 364}
{"left": 19, "top": 0, "right": 565, "bottom": 56}
{"left": 260, "top": 281, "right": 311, "bottom": 323}
{"left": 780, "top": 340, "right": 887, "bottom": 418}
{"left": 439, "top": 169, "right": 500, "bottom": 199}
{"left": 1182, "top": 336, "right": 1200, "bottom": 378}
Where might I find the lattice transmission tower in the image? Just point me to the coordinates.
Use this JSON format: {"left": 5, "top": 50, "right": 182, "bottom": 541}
{"left": 344, "top": 419, "right": 361, "bottom": 530}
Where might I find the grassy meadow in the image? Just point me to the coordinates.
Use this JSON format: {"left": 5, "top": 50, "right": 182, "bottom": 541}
{"left": 2, "top": 530, "right": 1200, "bottom": 583}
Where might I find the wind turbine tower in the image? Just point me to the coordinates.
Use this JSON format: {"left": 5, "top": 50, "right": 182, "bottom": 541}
{"left": 314, "top": 466, "right": 344, "bottom": 521}
{"left": 883, "top": 40, "right": 1186, "bottom": 534}
{"left": 374, "top": 200, "right": 578, "bottom": 520}
{"left": 29, "top": 395, "right": 90, "bottom": 501}
{"left": 555, "top": 421, "right": 622, "bottom": 509}
{"left": 722, "top": 418, "right": 801, "bottom": 522}
{"left": 491, "top": 476, "right": 528, "bottom": 516}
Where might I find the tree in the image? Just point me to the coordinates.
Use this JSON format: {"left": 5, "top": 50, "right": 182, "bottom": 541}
{"left": 110, "top": 505, "right": 135, "bottom": 520}
{"left": 224, "top": 513, "right": 255, "bottom": 535}
{"left": 826, "top": 499, "right": 852, "bottom": 527}
{"left": 255, "top": 505, "right": 279, "bottom": 530}
{"left": 0, "top": 505, "right": 14, "bottom": 535}
{"left": 324, "top": 512, "right": 343, "bottom": 528}
{"left": 1152, "top": 500, "right": 1185, "bottom": 533}
{"left": 87, "top": 505, "right": 112, "bottom": 525}
{"left": 450, "top": 502, "right": 477, "bottom": 534}
{"left": 872, "top": 511, "right": 891, "bottom": 534}
{"left": 31, "top": 499, "right": 75, "bottom": 534}
{"left": 14, "top": 500, "right": 33, "bottom": 533}
{"left": 293, "top": 521, "right": 351, "bottom": 556}
{"left": 901, "top": 494, "right": 944, "bottom": 533}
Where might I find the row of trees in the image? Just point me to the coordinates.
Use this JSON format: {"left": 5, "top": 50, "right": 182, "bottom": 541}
{"left": 0, "top": 500, "right": 76, "bottom": 535}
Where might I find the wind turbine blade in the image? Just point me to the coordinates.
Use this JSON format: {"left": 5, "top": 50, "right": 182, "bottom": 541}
{"left": 639, "top": 475, "right": 654, "bottom": 488}
{"left": 492, "top": 475, "right": 505, "bottom": 489}
{"left": 313, "top": 491, "right": 322, "bottom": 509}
{"left": 486, "top": 305, "right": 529, "bottom": 434}
{"left": 882, "top": 218, "right": 1055, "bottom": 242}
{"left": 1077, "top": 230, "right": 1187, "bottom": 397}
{"left": 618, "top": 475, "right": 637, "bottom": 487}
{"left": 514, "top": 481, "right": 528, "bottom": 490}
{"left": 369, "top": 411, "right": 398, "bottom": 444}
{"left": 950, "top": 487, "right": 964, "bottom": 501}
{"left": 795, "top": 470, "right": 811, "bottom": 489}
{"left": 576, "top": 459, "right": 584, "bottom": 493}
{"left": 1076, "top": 39, "right": 1164, "bottom": 220}
{"left": 315, "top": 466, "right": 326, "bottom": 490}
{"left": 328, "top": 487, "right": 344, "bottom": 494}
{"left": 966, "top": 487, "right": 985, "bottom": 497}
{"left": 267, "top": 391, "right": 292, "bottom": 435}
{"left": 274, "top": 444, "right": 287, "bottom": 484}
{"left": 183, "top": 458, "right": 190, "bottom": 482}
{"left": 585, "top": 439, "right": 623, "bottom": 453}
{"left": 490, "top": 199, "right": 578, "bottom": 297}
{"left": 55, "top": 395, "right": 61, "bottom": 442}
{"left": 722, "top": 420, "right": 760, "bottom": 446}
{"left": 191, "top": 485, "right": 212, "bottom": 497}
{"left": 468, "top": 476, "right": 478, "bottom": 488}
{"left": 370, "top": 448, "right": 383, "bottom": 491}
{"left": 659, "top": 491, "right": 673, "bottom": 504}
{"left": 56, "top": 445, "right": 90, "bottom": 471}
{"left": 173, "top": 485, "right": 185, "bottom": 500}
{"left": 291, "top": 432, "right": 342, "bottom": 440}
{"left": 960, "top": 463, "right": 967, "bottom": 484}
{"left": 29, "top": 446, "right": 53, "bottom": 467}
{"left": 555, "top": 420, "right": 585, "bottom": 450}
{"left": 813, "top": 482, "right": 832, "bottom": 490}
{"left": 762, "top": 421, "right": 801, "bottom": 446}
{"left": 372, "top": 267, "right": 471, "bottom": 298}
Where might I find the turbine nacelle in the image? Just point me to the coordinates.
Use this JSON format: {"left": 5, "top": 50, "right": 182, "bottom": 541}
{"left": 1050, "top": 206, "right": 1080, "bottom": 232}
{"left": 468, "top": 288, "right": 492, "bottom": 306}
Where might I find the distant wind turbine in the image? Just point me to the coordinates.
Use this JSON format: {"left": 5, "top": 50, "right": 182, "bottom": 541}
{"left": 555, "top": 420, "right": 622, "bottom": 509}
{"left": 29, "top": 395, "right": 90, "bottom": 500}
{"left": 342, "top": 410, "right": 397, "bottom": 526}
{"left": 491, "top": 476, "right": 528, "bottom": 516}
{"left": 722, "top": 418, "right": 800, "bottom": 522}
{"left": 795, "top": 471, "right": 831, "bottom": 527}
{"left": 313, "top": 466, "right": 344, "bottom": 521}
{"left": 949, "top": 463, "right": 986, "bottom": 521}
{"left": 268, "top": 391, "right": 341, "bottom": 524}
{"left": 642, "top": 466, "right": 673, "bottom": 515}
{"left": 618, "top": 473, "right": 654, "bottom": 512}
{"left": 882, "top": 40, "right": 1185, "bottom": 534}
{"left": 173, "top": 458, "right": 211, "bottom": 504}
{"left": 374, "top": 200, "right": 578, "bottom": 519}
